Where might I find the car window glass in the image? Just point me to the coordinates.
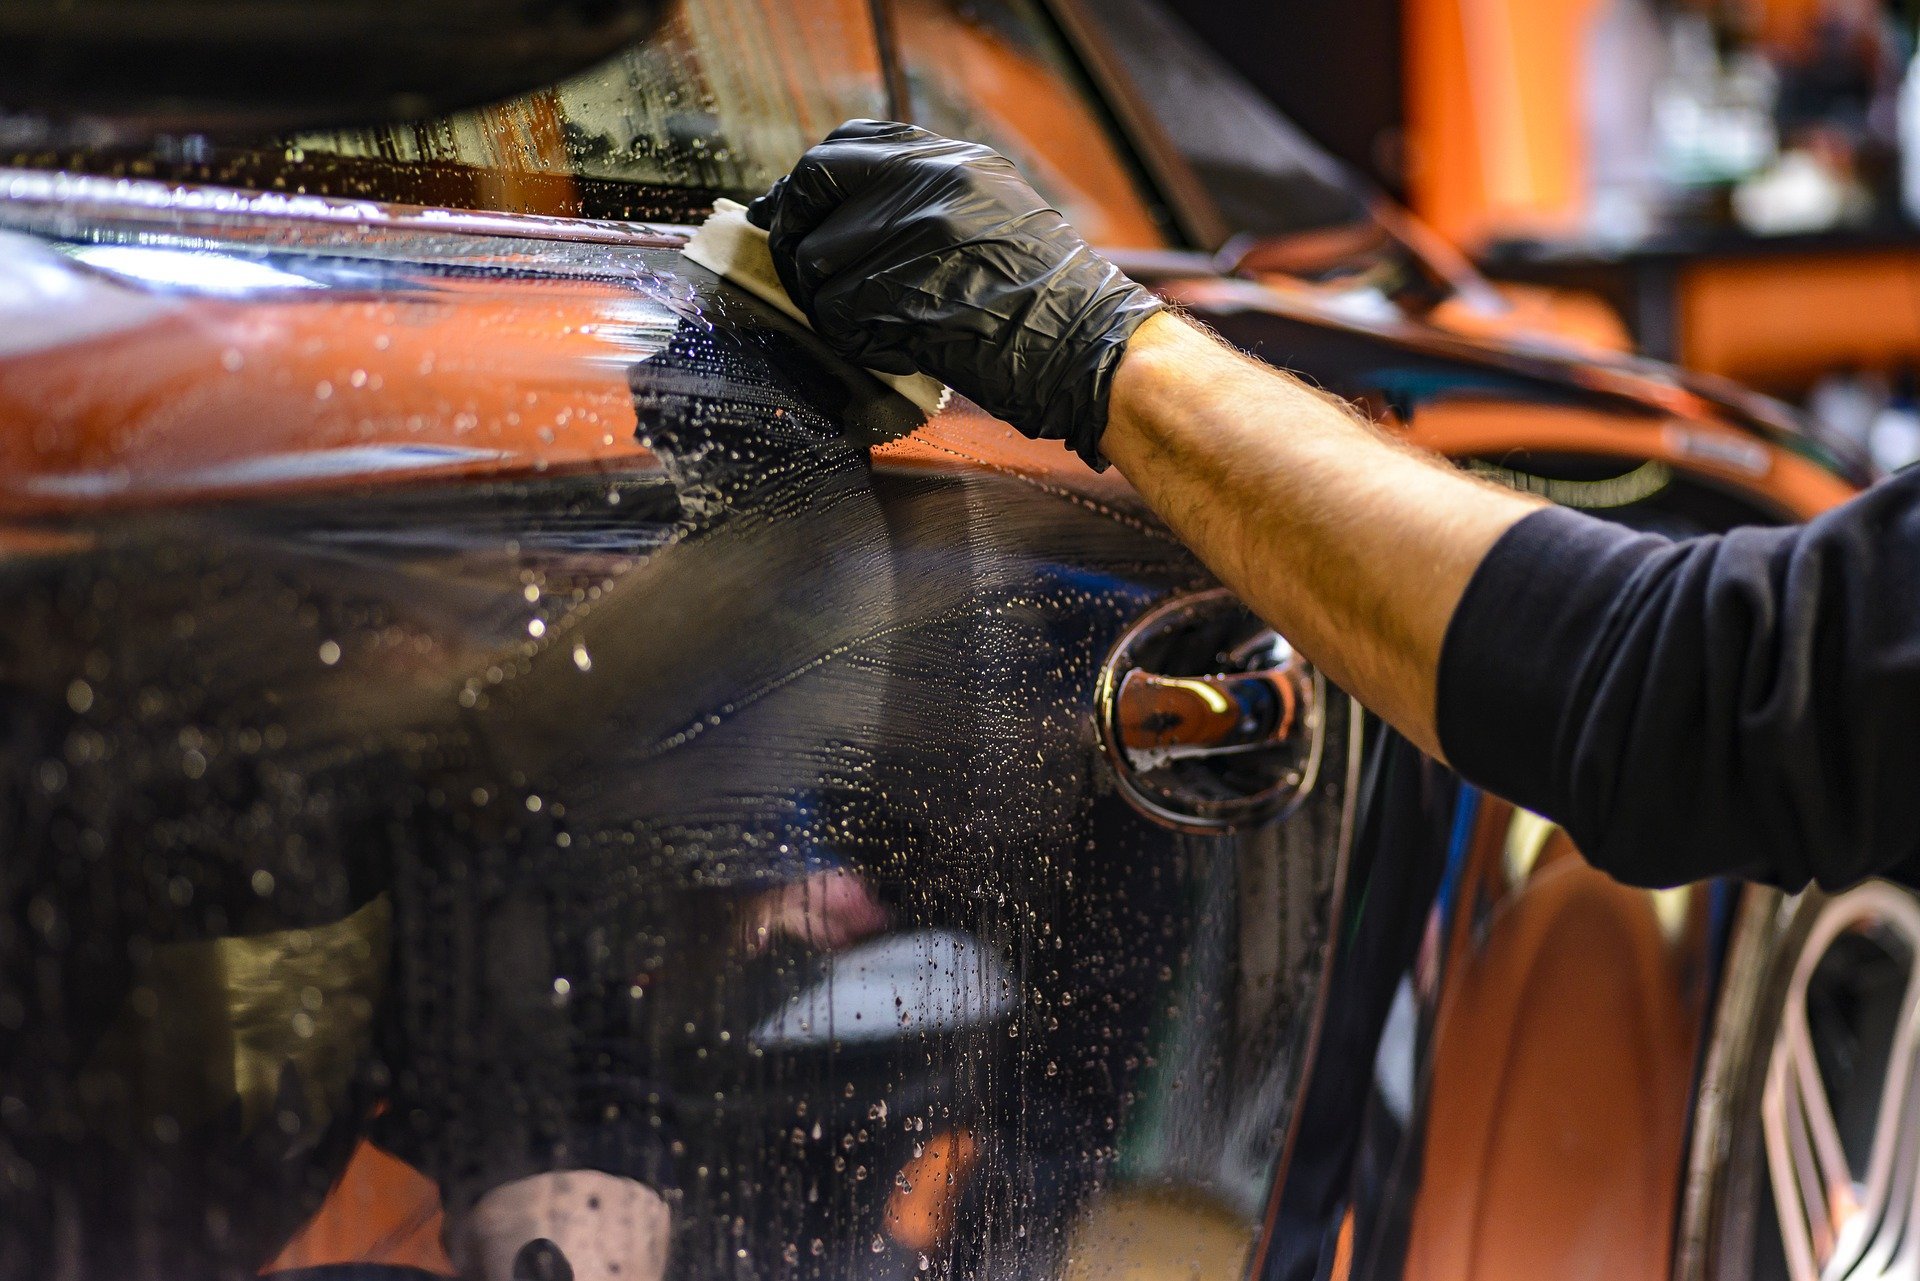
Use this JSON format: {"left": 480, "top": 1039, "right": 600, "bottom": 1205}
{"left": 1077, "top": 0, "right": 1372, "bottom": 240}
{"left": 299, "top": 0, "right": 884, "bottom": 205}
{"left": 894, "top": 0, "right": 1172, "bottom": 248}
{"left": 0, "top": 0, "right": 888, "bottom": 220}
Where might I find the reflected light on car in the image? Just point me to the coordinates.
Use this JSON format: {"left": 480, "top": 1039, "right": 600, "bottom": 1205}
{"left": 66, "top": 244, "right": 324, "bottom": 295}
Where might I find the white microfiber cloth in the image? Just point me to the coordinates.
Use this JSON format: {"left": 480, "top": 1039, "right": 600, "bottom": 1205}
{"left": 683, "top": 199, "right": 951, "bottom": 418}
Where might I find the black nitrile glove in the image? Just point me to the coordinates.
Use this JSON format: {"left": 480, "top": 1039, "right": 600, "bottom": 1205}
{"left": 747, "top": 119, "right": 1164, "bottom": 468}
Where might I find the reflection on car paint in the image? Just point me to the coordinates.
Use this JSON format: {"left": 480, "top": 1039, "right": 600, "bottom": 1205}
{"left": 0, "top": 186, "right": 1359, "bottom": 1280}
{"left": 750, "top": 929, "right": 1018, "bottom": 1048}
{"left": 0, "top": 209, "right": 696, "bottom": 514}
{"left": 68, "top": 245, "right": 331, "bottom": 294}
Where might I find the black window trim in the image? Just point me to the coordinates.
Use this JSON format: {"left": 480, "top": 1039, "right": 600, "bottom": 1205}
{"left": 1034, "top": 0, "right": 1233, "bottom": 252}
{"left": 865, "top": 0, "right": 1229, "bottom": 253}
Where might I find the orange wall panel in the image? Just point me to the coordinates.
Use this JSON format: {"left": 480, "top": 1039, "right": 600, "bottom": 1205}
{"left": 1678, "top": 251, "right": 1920, "bottom": 387}
{"left": 1406, "top": 0, "right": 1600, "bottom": 247}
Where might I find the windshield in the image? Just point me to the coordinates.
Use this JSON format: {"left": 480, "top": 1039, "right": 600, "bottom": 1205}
{"left": 1, "top": 0, "right": 891, "bottom": 223}
{"left": 0, "top": 0, "right": 1172, "bottom": 241}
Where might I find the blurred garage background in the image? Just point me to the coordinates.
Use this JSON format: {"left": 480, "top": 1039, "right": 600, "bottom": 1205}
{"left": 1181, "top": 0, "right": 1920, "bottom": 479}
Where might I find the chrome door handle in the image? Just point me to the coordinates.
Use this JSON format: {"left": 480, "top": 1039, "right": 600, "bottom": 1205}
{"left": 1096, "top": 589, "right": 1326, "bottom": 833}
{"left": 1114, "top": 666, "right": 1301, "bottom": 764}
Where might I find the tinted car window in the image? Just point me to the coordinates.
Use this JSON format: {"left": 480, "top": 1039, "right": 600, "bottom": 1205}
{"left": 894, "top": 0, "right": 1171, "bottom": 248}
{"left": 1076, "top": 0, "right": 1369, "bottom": 241}
{"left": 0, "top": 0, "right": 889, "bottom": 221}
{"left": 299, "top": 0, "right": 886, "bottom": 203}
{"left": 0, "top": 0, "right": 1181, "bottom": 243}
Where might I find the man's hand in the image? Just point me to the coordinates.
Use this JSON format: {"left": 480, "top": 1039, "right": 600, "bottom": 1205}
{"left": 747, "top": 119, "right": 1162, "bottom": 467}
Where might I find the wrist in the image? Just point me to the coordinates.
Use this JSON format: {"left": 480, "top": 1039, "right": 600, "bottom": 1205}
{"left": 1101, "top": 311, "right": 1212, "bottom": 470}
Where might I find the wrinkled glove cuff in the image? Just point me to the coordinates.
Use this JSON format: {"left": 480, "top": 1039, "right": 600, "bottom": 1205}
{"left": 1038, "top": 289, "right": 1164, "bottom": 471}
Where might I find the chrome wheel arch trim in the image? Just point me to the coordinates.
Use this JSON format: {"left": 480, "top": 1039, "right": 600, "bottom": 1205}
{"left": 1764, "top": 883, "right": 1920, "bottom": 1281}
{"left": 1679, "top": 881, "right": 1920, "bottom": 1281}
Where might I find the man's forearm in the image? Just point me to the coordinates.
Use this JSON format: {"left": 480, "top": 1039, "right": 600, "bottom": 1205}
{"left": 1100, "top": 313, "right": 1544, "bottom": 759}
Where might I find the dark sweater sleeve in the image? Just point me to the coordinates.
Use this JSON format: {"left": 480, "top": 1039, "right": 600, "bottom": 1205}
{"left": 1436, "top": 468, "right": 1920, "bottom": 891}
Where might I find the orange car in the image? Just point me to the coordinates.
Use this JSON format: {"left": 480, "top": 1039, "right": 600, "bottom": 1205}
{"left": 0, "top": 2, "right": 1885, "bottom": 1280}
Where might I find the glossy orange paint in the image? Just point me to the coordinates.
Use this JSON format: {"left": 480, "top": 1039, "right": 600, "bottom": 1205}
{"left": 1244, "top": 267, "right": 1632, "bottom": 358}
{"left": 0, "top": 272, "right": 655, "bottom": 516}
{"left": 1428, "top": 283, "right": 1633, "bottom": 356}
{"left": 871, "top": 400, "right": 1151, "bottom": 510}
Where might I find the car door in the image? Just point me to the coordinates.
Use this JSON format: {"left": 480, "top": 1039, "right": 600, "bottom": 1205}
{"left": 0, "top": 4, "right": 1363, "bottom": 1277}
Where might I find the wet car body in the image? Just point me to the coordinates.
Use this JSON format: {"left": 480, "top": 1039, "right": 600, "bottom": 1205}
{"left": 0, "top": 174, "right": 1358, "bottom": 1278}
{"left": 0, "top": 3, "right": 1888, "bottom": 1280}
